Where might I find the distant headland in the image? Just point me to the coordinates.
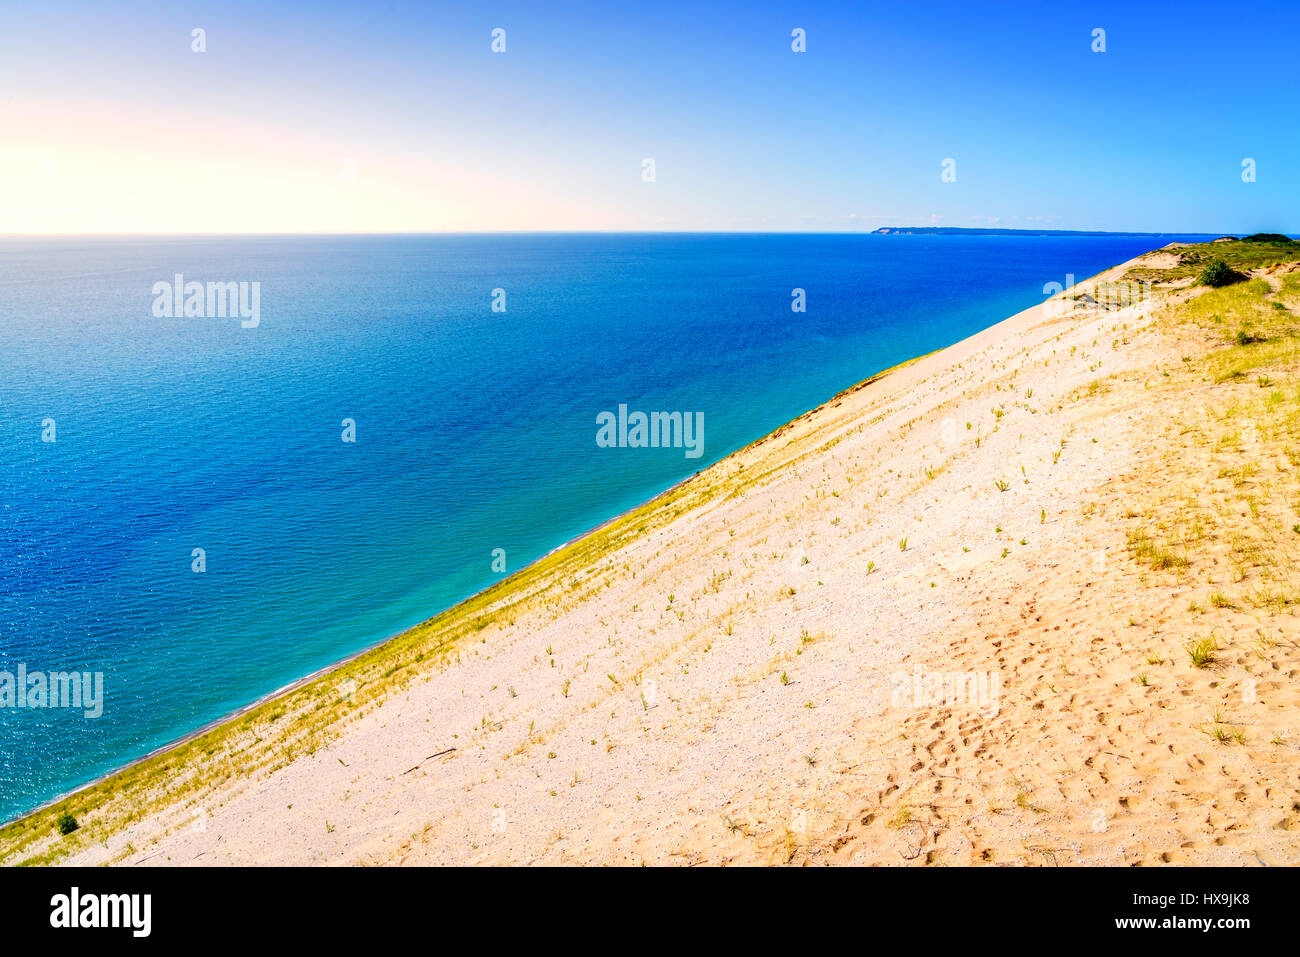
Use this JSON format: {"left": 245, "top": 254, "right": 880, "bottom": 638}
{"left": 872, "top": 226, "right": 1225, "bottom": 238}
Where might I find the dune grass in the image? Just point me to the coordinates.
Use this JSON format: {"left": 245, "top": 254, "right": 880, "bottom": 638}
{"left": 1127, "top": 250, "right": 1300, "bottom": 612}
{"left": 1124, "top": 237, "right": 1299, "bottom": 286}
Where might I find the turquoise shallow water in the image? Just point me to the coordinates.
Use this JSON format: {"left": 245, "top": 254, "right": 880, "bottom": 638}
{"left": 0, "top": 232, "right": 1204, "bottom": 821}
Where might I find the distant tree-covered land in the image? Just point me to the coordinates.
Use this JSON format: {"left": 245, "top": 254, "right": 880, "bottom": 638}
{"left": 871, "top": 226, "right": 1232, "bottom": 238}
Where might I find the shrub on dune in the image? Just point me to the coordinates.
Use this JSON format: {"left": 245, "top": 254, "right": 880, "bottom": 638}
{"left": 1199, "top": 258, "right": 1247, "bottom": 288}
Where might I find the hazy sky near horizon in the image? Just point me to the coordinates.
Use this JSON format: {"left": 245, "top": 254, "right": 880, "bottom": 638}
{"left": 1, "top": 0, "right": 1296, "bottom": 234}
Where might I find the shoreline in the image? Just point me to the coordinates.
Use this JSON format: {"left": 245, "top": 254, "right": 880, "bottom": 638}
{"left": 14, "top": 237, "right": 1297, "bottom": 866}
{"left": 0, "top": 246, "right": 1130, "bottom": 849}
{"left": 1, "top": 351, "right": 921, "bottom": 832}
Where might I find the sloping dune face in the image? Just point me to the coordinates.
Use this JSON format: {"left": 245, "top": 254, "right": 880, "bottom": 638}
{"left": 8, "top": 246, "right": 1300, "bottom": 866}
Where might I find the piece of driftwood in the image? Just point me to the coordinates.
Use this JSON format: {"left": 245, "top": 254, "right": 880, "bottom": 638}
{"left": 401, "top": 748, "right": 457, "bottom": 775}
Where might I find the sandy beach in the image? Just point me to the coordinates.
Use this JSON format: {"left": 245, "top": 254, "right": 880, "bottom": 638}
{"left": 5, "top": 243, "right": 1298, "bottom": 867}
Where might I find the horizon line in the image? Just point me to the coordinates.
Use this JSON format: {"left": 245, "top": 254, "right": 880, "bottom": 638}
{"left": 0, "top": 228, "right": 1276, "bottom": 239}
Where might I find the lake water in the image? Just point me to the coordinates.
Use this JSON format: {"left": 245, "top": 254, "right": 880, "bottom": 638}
{"left": 0, "top": 232, "right": 1201, "bottom": 821}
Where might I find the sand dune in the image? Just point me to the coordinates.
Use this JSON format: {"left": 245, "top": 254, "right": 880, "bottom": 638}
{"left": 6, "top": 246, "right": 1298, "bottom": 866}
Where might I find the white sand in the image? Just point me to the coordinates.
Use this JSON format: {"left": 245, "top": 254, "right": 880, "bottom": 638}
{"left": 32, "top": 248, "right": 1300, "bottom": 866}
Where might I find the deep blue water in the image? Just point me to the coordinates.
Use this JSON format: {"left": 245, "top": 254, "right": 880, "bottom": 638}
{"left": 0, "top": 233, "right": 1199, "bottom": 822}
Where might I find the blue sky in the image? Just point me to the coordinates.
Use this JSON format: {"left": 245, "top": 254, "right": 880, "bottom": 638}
{"left": 1, "top": 0, "right": 1295, "bottom": 232}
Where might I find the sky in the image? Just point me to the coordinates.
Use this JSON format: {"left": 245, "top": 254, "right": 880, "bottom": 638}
{"left": 1, "top": 0, "right": 1296, "bottom": 234}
